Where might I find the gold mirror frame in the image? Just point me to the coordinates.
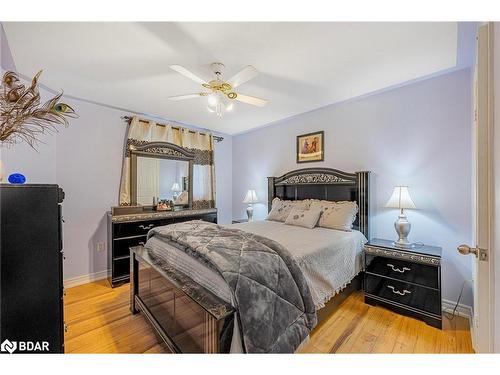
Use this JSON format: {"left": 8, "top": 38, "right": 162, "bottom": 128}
{"left": 129, "top": 141, "right": 194, "bottom": 208}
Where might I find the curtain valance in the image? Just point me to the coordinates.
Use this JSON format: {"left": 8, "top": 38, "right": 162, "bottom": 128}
{"left": 119, "top": 116, "right": 216, "bottom": 208}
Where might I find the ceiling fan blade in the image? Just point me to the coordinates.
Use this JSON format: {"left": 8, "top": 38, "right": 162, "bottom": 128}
{"left": 227, "top": 65, "right": 259, "bottom": 89}
{"left": 235, "top": 93, "right": 268, "bottom": 107}
{"left": 168, "top": 93, "right": 204, "bottom": 101}
{"left": 170, "top": 65, "right": 207, "bottom": 85}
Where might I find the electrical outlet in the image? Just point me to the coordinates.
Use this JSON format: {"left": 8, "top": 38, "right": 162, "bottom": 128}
{"left": 96, "top": 242, "right": 106, "bottom": 252}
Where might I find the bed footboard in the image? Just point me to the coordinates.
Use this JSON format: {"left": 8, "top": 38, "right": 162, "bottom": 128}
{"left": 130, "top": 246, "right": 235, "bottom": 353}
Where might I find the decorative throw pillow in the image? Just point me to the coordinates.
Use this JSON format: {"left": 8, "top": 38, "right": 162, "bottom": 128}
{"left": 310, "top": 200, "right": 358, "bottom": 231}
{"left": 284, "top": 208, "right": 322, "bottom": 229}
{"left": 266, "top": 198, "right": 311, "bottom": 222}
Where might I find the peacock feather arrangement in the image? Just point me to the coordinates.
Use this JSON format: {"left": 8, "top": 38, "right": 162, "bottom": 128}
{"left": 0, "top": 70, "right": 77, "bottom": 150}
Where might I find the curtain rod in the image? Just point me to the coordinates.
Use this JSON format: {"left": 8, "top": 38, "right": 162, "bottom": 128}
{"left": 121, "top": 115, "right": 224, "bottom": 142}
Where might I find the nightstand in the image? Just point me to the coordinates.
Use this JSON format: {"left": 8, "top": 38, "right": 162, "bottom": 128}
{"left": 232, "top": 218, "right": 248, "bottom": 224}
{"left": 364, "top": 238, "right": 442, "bottom": 329}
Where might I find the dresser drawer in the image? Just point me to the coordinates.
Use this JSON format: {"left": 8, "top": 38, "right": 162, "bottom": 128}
{"left": 114, "top": 219, "right": 169, "bottom": 238}
{"left": 365, "top": 254, "right": 439, "bottom": 289}
{"left": 113, "top": 236, "right": 147, "bottom": 259}
{"left": 365, "top": 274, "right": 441, "bottom": 316}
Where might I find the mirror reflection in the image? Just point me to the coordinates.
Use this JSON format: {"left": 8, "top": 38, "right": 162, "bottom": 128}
{"left": 136, "top": 156, "right": 189, "bottom": 206}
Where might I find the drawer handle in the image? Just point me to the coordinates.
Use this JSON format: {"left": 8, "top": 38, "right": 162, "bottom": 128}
{"left": 138, "top": 224, "right": 154, "bottom": 230}
{"left": 387, "top": 285, "right": 411, "bottom": 296}
{"left": 387, "top": 263, "right": 411, "bottom": 273}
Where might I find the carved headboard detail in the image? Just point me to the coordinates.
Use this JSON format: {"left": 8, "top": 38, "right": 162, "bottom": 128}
{"left": 267, "top": 168, "right": 370, "bottom": 238}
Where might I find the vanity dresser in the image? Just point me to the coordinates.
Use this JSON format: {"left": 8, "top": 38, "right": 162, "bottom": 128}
{"left": 108, "top": 138, "right": 217, "bottom": 287}
{"left": 107, "top": 207, "right": 217, "bottom": 287}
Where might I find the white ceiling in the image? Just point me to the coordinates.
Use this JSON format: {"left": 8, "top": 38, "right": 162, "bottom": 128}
{"left": 4, "top": 22, "right": 458, "bottom": 135}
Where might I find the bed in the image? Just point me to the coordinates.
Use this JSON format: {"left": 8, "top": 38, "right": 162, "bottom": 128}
{"left": 129, "top": 167, "right": 370, "bottom": 353}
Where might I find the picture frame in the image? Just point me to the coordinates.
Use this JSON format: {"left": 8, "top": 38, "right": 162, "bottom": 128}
{"left": 296, "top": 131, "right": 324, "bottom": 163}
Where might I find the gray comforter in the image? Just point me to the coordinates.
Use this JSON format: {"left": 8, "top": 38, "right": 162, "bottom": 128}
{"left": 146, "top": 220, "right": 317, "bottom": 353}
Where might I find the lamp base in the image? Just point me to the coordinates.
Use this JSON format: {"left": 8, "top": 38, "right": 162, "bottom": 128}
{"left": 246, "top": 205, "right": 254, "bottom": 222}
{"left": 393, "top": 212, "right": 413, "bottom": 249}
{"left": 392, "top": 241, "right": 416, "bottom": 249}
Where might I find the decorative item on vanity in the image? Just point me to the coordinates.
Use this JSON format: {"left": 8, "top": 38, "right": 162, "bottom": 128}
{"left": 296, "top": 131, "right": 324, "bottom": 163}
{"left": 0, "top": 70, "right": 77, "bottom": 150}
{"left": 168, "top": 62, "right": 269, "bottom": 118}
{"left": 243, "top": 189, "right": 259, "bottom": 222}
{"left": 156, "top": 199, "right": 172, "bottom": 212}
{"left": 385, "top": 186, "right": 417, "bottom": 249}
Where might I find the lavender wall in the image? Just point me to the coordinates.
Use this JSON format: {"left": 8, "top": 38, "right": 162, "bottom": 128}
{"left": 0, "top": 23, "right": 16, "bottom": 72}
{"left": 232, "top": 69, "right": 473, "bottom": 306}
{"left": 0, "top": 82, "right": 233, "bottom": 282}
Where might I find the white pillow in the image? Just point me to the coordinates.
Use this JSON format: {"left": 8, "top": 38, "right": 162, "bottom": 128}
{"left": 284, "top": 208, "right": 322, "bottom": 229}
{"left": 310, "top": 200, "right": 358, "bottom": 231}
{"left": 266, "top": 198, "right": 311, "bottom": 222}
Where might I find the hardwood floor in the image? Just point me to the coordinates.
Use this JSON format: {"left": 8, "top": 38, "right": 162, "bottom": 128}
{"left": 64, "top": 280, "right": 474, "bottom": 354}
{"left": 298, "top": 292, "right": 474, "bottom": 354}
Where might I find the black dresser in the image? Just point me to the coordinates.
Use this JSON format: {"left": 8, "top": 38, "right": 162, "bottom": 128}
{"left": 0, "top": 184, "right": 65, "bottom": 353}
{"left": 364, "top": 238, "right": 442, "bottom": 329}
{"left": 107, "top": 207, "right": 217, "bottom": 287}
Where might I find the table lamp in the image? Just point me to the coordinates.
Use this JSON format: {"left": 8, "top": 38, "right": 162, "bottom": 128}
{"left": 243, "top": 189, "right": 259, "bottom": 222}
{"left": 171, "top": 182, "right": 182, "bottom": 199}
{"left": 385, "top": 186, "right": 417, "bottom": 249}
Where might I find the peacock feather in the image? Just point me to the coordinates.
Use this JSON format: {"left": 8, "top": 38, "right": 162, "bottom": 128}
{"left": 0, "top": 70, "right": 77, "bottom": 150}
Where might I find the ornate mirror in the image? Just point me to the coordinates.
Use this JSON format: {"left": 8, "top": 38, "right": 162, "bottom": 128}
{"left": 129, "top": 141, "right": 194, "bottom": 208}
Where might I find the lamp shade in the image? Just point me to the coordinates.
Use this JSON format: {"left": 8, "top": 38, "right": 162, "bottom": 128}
{"left": 171, "top": 182, "right": 182, "bottom": 192}
{"left": 243, "top": 189, "right": 259, "bottom": 204}
{"left": 385, "top": 186, "right": 416, "bottom": 209}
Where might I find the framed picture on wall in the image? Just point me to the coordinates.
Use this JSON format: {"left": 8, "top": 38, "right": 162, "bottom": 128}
{"left": 296, "top": 131, "right": 324, "bottom": 163}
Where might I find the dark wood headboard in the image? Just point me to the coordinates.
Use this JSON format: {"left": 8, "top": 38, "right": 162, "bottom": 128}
{"left": 268, "top": 168, "right": 370, "bottom": 238}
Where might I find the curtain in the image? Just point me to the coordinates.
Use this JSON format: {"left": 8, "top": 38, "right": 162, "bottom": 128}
{"left": 181, "top": 129, "right": 216, "bottom": 209}
{"left": 119, "top": 116, "right": 216, "bottom": 208}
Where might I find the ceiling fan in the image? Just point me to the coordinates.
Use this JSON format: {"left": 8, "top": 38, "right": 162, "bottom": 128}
{"left": 168, "top": 62, "right": 268, "bottom": 118}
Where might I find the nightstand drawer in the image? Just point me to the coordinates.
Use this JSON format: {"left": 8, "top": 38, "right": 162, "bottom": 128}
{"left": 365, "top": 254, "right": 439, "bottom": 289}
{"left": 365, "top": 274, "right": 441, "bottom": 316}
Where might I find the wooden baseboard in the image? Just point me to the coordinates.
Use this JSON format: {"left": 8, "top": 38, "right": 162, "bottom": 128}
{"left": 64, "top": 270, "right": 108, "bottom": 288}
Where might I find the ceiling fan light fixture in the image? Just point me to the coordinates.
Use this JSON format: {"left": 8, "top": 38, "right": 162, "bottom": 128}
{"left": 169, "top": 62, "right": 269, "bottom": 118}
{"left": 207, "top": 94, "right": 218, "bottom": 106}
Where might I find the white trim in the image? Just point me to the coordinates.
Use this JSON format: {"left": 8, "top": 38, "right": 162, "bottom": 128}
{"left": 442, "top": 298, "right": 473, "bottom": 319}
{"left": 64, "top": 270, "right": 108, "bottom": 289}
